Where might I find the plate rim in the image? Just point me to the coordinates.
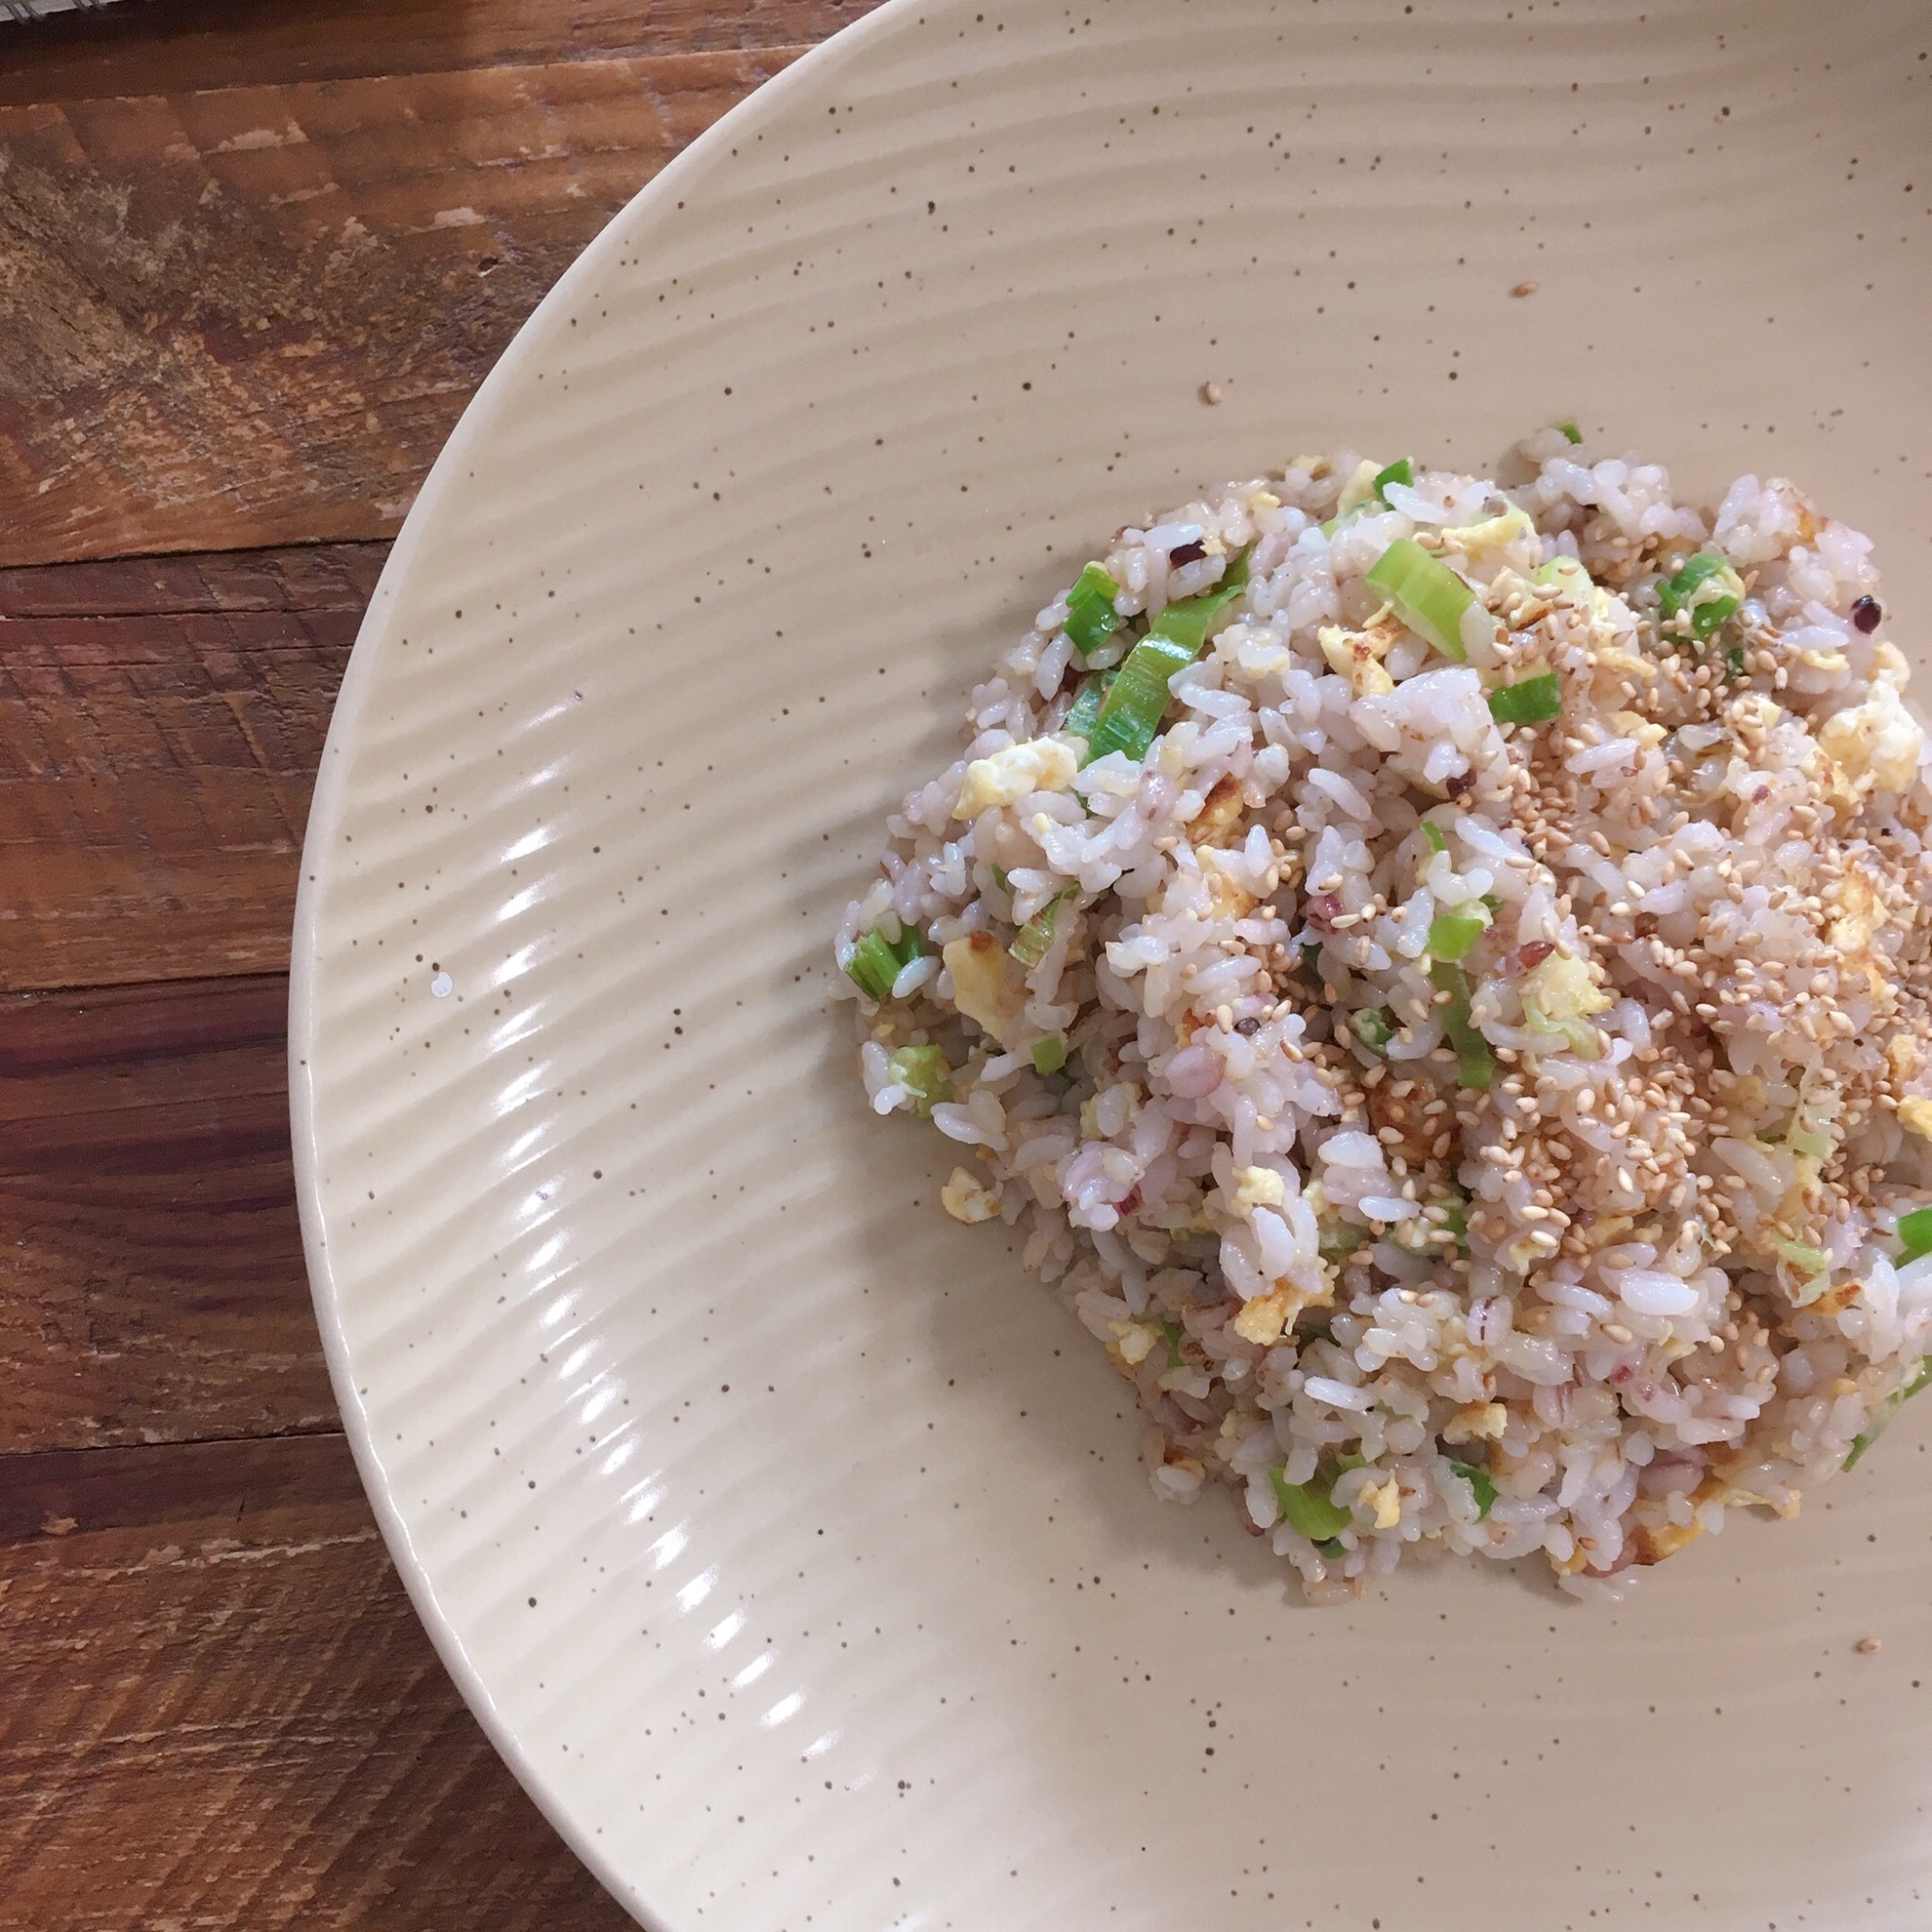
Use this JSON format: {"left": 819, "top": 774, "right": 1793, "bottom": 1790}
{"left": 286, "top": 3, "right": 923, "bottom": 1918}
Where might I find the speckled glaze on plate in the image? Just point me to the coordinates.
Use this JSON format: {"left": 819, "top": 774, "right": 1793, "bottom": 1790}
{"left": 290, "top": 4, "right": 1932, "bottom": 1926}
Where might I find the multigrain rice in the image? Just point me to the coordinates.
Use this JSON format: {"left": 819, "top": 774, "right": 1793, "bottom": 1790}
{"left": 836, "top": 427, "right": 1932, "bottom": 1602}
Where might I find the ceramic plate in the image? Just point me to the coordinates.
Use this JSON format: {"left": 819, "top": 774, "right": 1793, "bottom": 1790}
{"left": 290, "top": 3, "right": 1932, "bottom": 1925}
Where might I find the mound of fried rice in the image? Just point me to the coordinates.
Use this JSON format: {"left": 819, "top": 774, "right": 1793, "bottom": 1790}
{"left": 836, "top": 426, "right": 1932, "bottom": 1602}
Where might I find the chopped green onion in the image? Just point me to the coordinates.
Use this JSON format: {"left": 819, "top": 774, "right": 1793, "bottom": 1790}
{"left": 1365, "top": 537, "right": 1477, "bottom": 662}
{"left": 1351, "top": 1008, "right": 1394, "bottom": 1053}
{"left": 1774, "top": 1236, "right": 1829, "bottom": 1276}
{"left": 1659, "top": 551, "right": 1744, "bottom": 642}
{"left": 1153, "top": 1315, "right": 1187, "bottom": 1371}
{"left": 1521, "top": 992, "right": 1602, "bottom": 1060}
{"left": 1427, "top": 905, "right": 1491, "bottom": 962}
{"left": 1009, "top": 890, "right": 1069, "bottom": 969}
{"left": 1082, "top": 635, "right": 1196, "bottom": 765}
{"left": 1430, "top": 960, "right": 1493, "bottom": 1089}
{"left": 845, "top": 926, "right": 921, "bottom": 1002}
{"left": 1332, "top": 1451, "right": 1370, "bottom": 1474}
{"left": 1146, "top": 548, "right": 1252, "bottom": 652}
{"left": 1487, "top": 671, "right": 1563, "bottom": 725}
{"left": 1064, "top": 561, "right": 1122, "bottom": 655}
{"left": 1786, "top": 1123, "right": 1833, "bottom": 1160}
{"left": 1064, "top": 668, "right": 1117, "bottom": 746}
{"left": 1442, "top": 1203, "right": 1468, "bottom": 1248}
{"left": 1419, "top": 819, "right": 1448, "bottom": 855}
{"left": 1372, "top": 457, "right": 1413, "bottom": 502}
{"left": 1269, "top": 1464, "right": 1352, "bottom": 1542}
{"left": 1896, "top": 1206, "right": 1932, "bottom": 1264}
{"left": 1724, "top": 642, "right": 1746, "bottom": 677}
{"left": 1030, "top": 1034, "right": 1067, "bottom": 1076}
{"left": 1845, "top": 1359, "right": 1932, "bottom": 1470}
{"left": 1300, "top": 941, "right": 1324, "bottom": 980}
{"left": 887, "top": 1044, "right": 952, "bottom": 1117}
{"left": 1554, "top": 417, "right": 1582, "bottom": 445}
{"left": 1446, "top": 1457, "right": 1496, "bottom": 1519}
{"left": 990, "top": 866, "right": 1009, "bottom": 892}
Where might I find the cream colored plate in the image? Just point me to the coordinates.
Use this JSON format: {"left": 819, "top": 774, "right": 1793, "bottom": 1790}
{"left": 291, "top": 3, "right": 1932, "bottom": 1925}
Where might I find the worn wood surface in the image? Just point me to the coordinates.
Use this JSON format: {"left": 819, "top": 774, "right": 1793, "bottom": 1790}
{"left": 0, "top": 1, "right": 876, "bottom": 1920}
{"left": 0, "top": 1433, "right": 632, "bottom": 1928}
{"left": 0, "top": 50, "right": 798, "bottom": 568}
{"left": 0, "top": 975, "right": 332, "bottom": 1456}
{"left": 0, "top": 544, "right": 380, "bottom": 990}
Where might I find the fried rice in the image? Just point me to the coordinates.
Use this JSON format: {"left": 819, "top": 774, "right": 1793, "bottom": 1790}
{"left": 835, "top": 426, "right": 1932, "bottom": 1602}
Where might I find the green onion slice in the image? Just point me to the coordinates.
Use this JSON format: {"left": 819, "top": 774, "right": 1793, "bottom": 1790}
{"left": 1365, "top": 537, "right": 1478, "bottom": 661}
{"left": 1300, "top": 940, "right": 1324, "bottom": 980}
{"left": 1430, "top": 960, "right": 1493, "bottom": 1089}
{"left": 1064, "top": 561, "right": 1122, "bottom": 655}
{"left": 1897, "top": 1206, "right": 1932, "bottom": 1264}
{"left": 1030, "top": 1034, "right": 1067, "bottom": 1076}
{"left": 1351, "top": 1008, "right": 1394, "bottom": 1053}
{"left": 1081, "top": 635, "right": 1196, "bottom": 765}
{"left": 1487, "top": 671, "right": 1563, "bottom": 725}
{"left": 1446, "top": 1457, "right": 1496, "bottom": 1519}
{"left": 1373, "top": 457, "right": 1414, "bottom": 502}
{"left": 1146, "top": 547, "right": 1252, "bottom": 653}
{"left": 1420, "top": 819, "right": 1448, "bottom": 855}
{"left": 1554, "top": 418, "right": 1582, "bottom": 445}
{"left": 1064, "top": 669, "right": 1117, "bottom": 746}
{"left": 887, "top": 1044, "right": 952, "bottom": 1117}
{"left": 844, "top": 925, "right": 922, "bottom": 1002}
{"left": 1659, "top": 552, "right": 1744, "bottom": 642}
{"left": 1153, "top": 1315, "right": 1187, "bottom": 1371}
{"left": 1009, "top": 890, "right": 1069, "bottom": 969}
{"left": 1427, "top": 905, "right": 1491, "bottom": 963}
{"left": 1269, "top": 1464, "right": 1352, "bottom": 1542}
{"left": 1845, "top": 1359, "right": 1932, "bottom": 1470}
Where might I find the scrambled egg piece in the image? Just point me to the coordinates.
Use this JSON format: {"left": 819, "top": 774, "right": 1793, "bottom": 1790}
{"left": 1441, "top": 505, "right": 1541, "bottom": 576}
{"left": 1335, "top": 458, "right": 1385, "bottom": 515}
{"left": 1631, "top": 1518, "right": 1705, "bottom": 1565}
{"left": 954, "top": 736, "right": 1079, "bottom": 817}
{"left": 1898, "top": 1098, "right": 1932, "bottom": 1141}
{"left": 1828, "top": 861, "right": 1888, "bottom": 992}
{"left": 1364, "top": 1474, "right": 1404, "bottom": 1530}
{"left": 1198, "top": 849, "right": 1258, "bottom": 920}
{"left": 1232, "top": 1288, "right": 1296, "bottom": 1347}
{"left": 1521, "top": 950, "right": 1612, "bottom": 1022}
{"left": 940, "top": 1168, "right": 1001, "bottom": 1223}
{"left": 1318, "top": 621, "right": 1397, "bottom": 696}
{"left": 1609, "top": 708, "right": 1666, "bottom": 752}
{"left": 1108, "top": 1320, "right": 1159, "bottom": 1367}
{"left": 1232, "top": 1166, "right": 1287, "bottom": 1212}
{"left": 942, "top": 931, "right": 1028, "bottom": 1043}
{"left": 1189, "top": 774, "right": 1248, "bottom": 843}
{"left": 1441, "top": 1402, "right": 1507, "bottom": 1444}
{"left": 1818, "top": 674, "right": 1923, "bottom": 797}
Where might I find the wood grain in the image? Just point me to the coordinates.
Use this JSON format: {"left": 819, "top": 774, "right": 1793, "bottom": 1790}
{"left": 0, "top": 543, "right": 377, "bottom": 989}
{"left": 0, "top": 47, "right": 807, "bottom": 568}
{"left": 0, "top": 0, "right": 879, "bottom": 103}
{"left": 0, "top": 975, "right": 331, "bottom": 1457}
{"left": 0, "top": 1431, "right": 632, "bottom": 1929}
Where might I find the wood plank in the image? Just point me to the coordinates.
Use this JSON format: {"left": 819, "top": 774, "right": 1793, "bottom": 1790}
{"left": 0, "top": 1431, "right": 361, "bottom": 1548}
{"left": 0, "top": 543, "right": 376, "bottom": 989}
{"left": 0, "top": 48, "right": 810, "bottom": 568}
{"left": 0, "top": 975, "right": 333, "bottom": 1456}
{"left": 0, "top": 1432, "right": 632, "bottom": 1928}
{"left": 0, "top": 0, "right": 879, "bottom": 104}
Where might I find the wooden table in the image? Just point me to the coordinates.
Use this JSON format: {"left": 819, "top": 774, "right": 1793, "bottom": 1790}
{"left": 0, "top": 4, "right": 873, "bottom": 1920}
